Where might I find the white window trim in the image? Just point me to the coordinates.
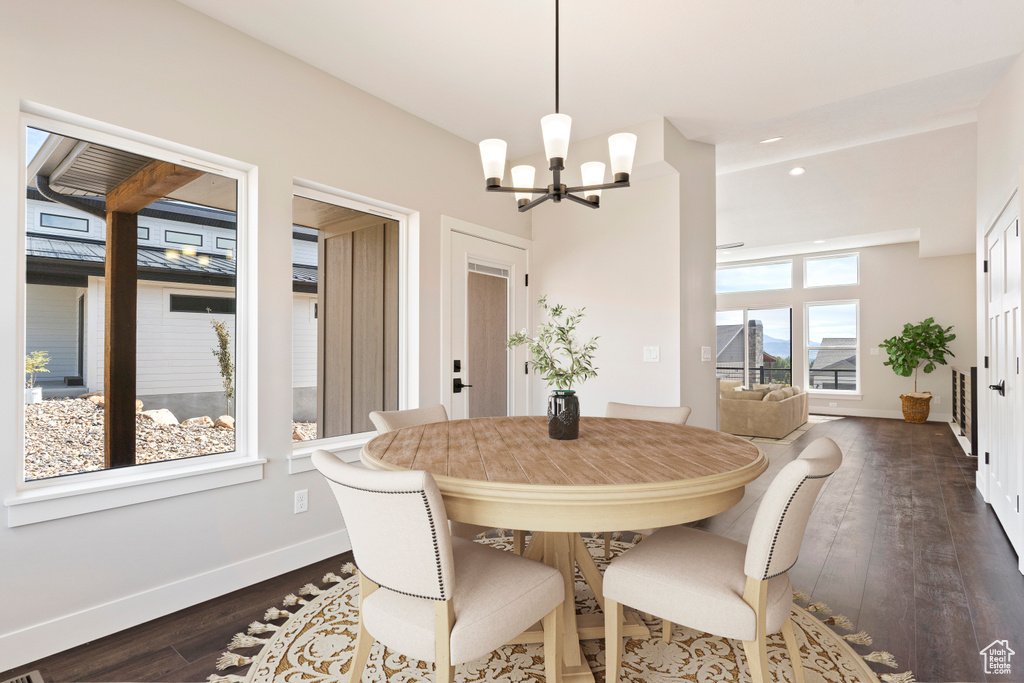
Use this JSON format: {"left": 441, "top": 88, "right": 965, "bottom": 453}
{"left": 716, "top": 259, "right": 794, "bottom": 295}
{"left": 6, "top": 106, "right": 259, "bottom": 527}
{"left": 803, "top": 252, "right": 860, "bottom": 289}
{"left": 286, "top": 180, "right": 419, "bottom": 473}
{"left": 804, "top": 299, "right": 860, "bottom": 394}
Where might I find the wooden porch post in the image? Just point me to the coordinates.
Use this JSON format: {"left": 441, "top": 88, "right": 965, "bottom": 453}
{"left": 103, "top": 210, "right": 138, "bottom": 468}
{"left": 103, "top": 160, "right": 203, "bottom": 468}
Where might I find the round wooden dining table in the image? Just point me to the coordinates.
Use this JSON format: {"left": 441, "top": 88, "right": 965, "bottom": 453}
{"left": 361, "top": 415, "right": 768, "bottom": 683}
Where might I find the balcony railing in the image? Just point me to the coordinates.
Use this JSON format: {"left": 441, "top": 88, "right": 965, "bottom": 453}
{"left": 808, "top": 369, "right": 856, "bottom": 391}
{"left": 716, "top": 366, "right": 856, "bottom": 390}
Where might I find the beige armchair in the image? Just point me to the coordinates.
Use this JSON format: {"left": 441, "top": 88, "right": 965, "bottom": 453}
{"left": 602, "top": 402, "right": 692, "bottom": 557}
{"left": 312, "top": 450, "right": 564, "bottom": 683}
{"left": 603, "top": 437, "right": 843, "bottom": 683}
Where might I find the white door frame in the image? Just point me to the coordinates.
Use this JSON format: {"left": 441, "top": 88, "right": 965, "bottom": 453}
{"left": 979, "top": 184, "right": 1024, "bottom": 572}
{"left": 440, "top": 216, "right": 532, "bottom": 416}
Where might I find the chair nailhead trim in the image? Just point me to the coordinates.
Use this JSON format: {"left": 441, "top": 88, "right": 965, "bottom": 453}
{"left": 760, "top": 472, "right": 833, "bottom": 579}
{"left": 330, "top": 477, "right": 448, "bottom": 601}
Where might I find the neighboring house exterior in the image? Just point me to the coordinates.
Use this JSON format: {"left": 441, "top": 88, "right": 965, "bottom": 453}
{"left": 809, "top": 337, "right": 857, "bottom": 391}
{"left": 26, "top": 191, "right": 319, "bottom": 420}
{"left": 716, "top": 319, "right": 788, "bottom": 385}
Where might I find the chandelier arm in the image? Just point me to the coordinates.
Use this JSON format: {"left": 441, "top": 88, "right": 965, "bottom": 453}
{"left": 517, "top": 193, "right": 555, "bottom": 213}
{"left": 563, "top": 192, "right": 600, "bottom": 209}
{"left": 565, "top": 180, "right": 631, "bottom": 193}
{"left": 484, "top": 185, "right": 550, "bottom": 194}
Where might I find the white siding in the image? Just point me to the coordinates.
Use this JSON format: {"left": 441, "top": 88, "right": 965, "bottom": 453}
{"left": 292, "top": 293, "right": 317, "bottom": 388}
{"left": 292, "top": 239, "right": 318, "bottom": 266}
{"left": 26, "top": 284, "right": 82, "bottom": 379}
{"left": 89, "top": 280, "right": 240, "bottom": 396}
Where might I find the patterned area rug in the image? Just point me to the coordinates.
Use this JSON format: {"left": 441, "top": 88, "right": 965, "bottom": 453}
{"left": 211, "top": 536, "right": 912, "bottom": 683}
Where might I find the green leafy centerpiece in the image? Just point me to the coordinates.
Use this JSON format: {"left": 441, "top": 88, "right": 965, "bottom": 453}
{"left": 879, "top": 317, "right": 955, "bottom": 423}
{"left": 507, "top": 295, "right": 598, "bottom": 440}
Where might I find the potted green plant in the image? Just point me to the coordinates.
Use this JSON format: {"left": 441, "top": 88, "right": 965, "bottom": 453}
{"left": 25, "top": 350, "right": 51, "bottom": 405}
{"left": 879, "top": 317, "right": 955, "bottom": 423}
{"left": 507, "top": 295, "right": 598, "bottom": 440}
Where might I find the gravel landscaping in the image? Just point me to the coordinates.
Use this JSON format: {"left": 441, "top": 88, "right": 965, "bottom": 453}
{"left": 25, "top": 397, "right": 236, "bottom": 480}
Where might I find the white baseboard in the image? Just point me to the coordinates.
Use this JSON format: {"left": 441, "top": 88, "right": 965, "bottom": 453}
{"left": 810, "top": 405, "right": 953, "bottom": 423}
{"left": 0, "top": 530, "right": 350, "bottom": 673}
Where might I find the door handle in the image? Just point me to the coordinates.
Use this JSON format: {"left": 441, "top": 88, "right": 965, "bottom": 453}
{"left": 453, "top": 378, "right": 474, "bottom": 393}
{"left": 989, "top": 379, "right": 1005, "bottom": 396}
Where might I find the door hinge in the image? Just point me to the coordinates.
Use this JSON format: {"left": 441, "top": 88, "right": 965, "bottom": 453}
{"left": 525, "top": 273, "right": 529, "bottom": 287}
{"left": 524, "top": 361, "right": 529, "bottom": 375}
{"left": 985, "top": 451, "right": 990, "bottom": 465}
{"left": 1018, "top": 495, "right": 1020, "bottom": 513}
{"left": 985, "top": 356, "right": 990, "bottom": 369}
{"left": 984, "top": 260, "right": 989, "bottom": 273}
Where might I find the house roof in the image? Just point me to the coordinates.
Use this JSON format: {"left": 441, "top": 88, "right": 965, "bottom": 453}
{"left": 810, "top": 338, "right": 857, "bottom": 370}
{"left": 26, "top": 233, "right": 317, "bottom": 291}
{"left": 716, "top": 324, "right": 744, "bottom": 362}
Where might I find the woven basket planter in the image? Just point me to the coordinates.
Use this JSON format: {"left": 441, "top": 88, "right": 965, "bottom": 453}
{"left": 900, "top": 392, "right": 932, "bottom": 423}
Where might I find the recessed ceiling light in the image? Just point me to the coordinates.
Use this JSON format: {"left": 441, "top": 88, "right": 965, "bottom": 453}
{"left": 759, "top": 136, "right": 783, "bottom": 144}
{"left": 789, "top": 166, "right": 806, "bottom": 176}
{"left": 813, "top": 240, "right": 826, "bottom": 244}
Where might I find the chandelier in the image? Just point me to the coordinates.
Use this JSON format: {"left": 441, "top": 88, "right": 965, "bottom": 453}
{"left": 478, "top": 0, "right": 637, "bottom": 212}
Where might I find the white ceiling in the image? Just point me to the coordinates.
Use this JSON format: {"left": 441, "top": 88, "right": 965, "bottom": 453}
{"left": 175, "top": 0, "right": 1024, "bottom": 174}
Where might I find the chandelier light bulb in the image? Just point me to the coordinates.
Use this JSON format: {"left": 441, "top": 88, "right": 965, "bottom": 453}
{"left": 511, "top": 165, "right": 537, "bottom": 203}
{"left": 479, "top": 139, "right": 508, "bottom": 182}
{"left": 608, "top": 133, "right": 637, "bottom": 178}
{"left": 580, "top": 161, "right": 606, "bottom": 199}
{"left": 541, "top": 113, "right": 572, "bottom": 162}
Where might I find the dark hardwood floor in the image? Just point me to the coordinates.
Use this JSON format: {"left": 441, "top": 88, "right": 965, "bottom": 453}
{"left": 4, "top": 416, "right": 1023, "bottom": 683}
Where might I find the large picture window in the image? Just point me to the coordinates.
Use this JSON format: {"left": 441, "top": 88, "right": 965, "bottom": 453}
{"left": 806, "top": 301, "right": 859, "bottom": 392}
{"left": 24, "top": 124, "right": 241, "bottom": 480}
{"left": 716, "top": 308, "right": 792, "bottom": 386}
{"left": 716, "top": 260, "right": 792, "bottom": 294}
{"left": 291, "top": 193, "right": 400, "bottom": 443}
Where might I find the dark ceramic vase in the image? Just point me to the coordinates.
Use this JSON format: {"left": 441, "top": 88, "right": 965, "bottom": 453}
{"left": 547, "top": 390, "right": 580, "bottom": 440}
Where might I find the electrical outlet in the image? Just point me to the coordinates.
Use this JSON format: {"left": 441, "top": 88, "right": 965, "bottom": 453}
{"left": 828, "top": 402, "right": 838, "bottom": 408}
{"left": 294, "top": 489, "right": 308, "bottom": 514}
{"left": 933, "top": 396, "right": 941, "bottom": 405}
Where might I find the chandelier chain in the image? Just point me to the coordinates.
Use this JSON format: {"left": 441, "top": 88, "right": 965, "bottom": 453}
{"left": 554, "top": 0, "right": 560, "bottom": 114}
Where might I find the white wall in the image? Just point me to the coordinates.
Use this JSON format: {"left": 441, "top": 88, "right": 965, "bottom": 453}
{"left": 718, "top": 124, "right": 977, "bottom": 259}
{"left": 717, "top": 243, "right": 976, "bottom": 421}
{"left": 25, "top": 284, "right": 81, "bottom": 380}
{"left": 976, "top": 51, "right": 1024, "bottom": 512}
{"left": 0, "top": 0, "right": 528, "bottom": 669}
{"left": 528, "top": 119, "right": 717, "bottom": 428}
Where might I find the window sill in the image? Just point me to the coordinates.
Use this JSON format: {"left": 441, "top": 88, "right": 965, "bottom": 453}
{"left": 4, "top": 454, "right": 266, "bottom": 527}
{"left": 289, "top": 432, "right": 375, "bottom": 474}
{"left": 808, "top": 392, "right": 863, "bottom": 400}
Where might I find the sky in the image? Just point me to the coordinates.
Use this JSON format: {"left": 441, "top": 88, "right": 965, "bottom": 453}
{"left": 26, "top": 127, "right": 48, "bottom": 165}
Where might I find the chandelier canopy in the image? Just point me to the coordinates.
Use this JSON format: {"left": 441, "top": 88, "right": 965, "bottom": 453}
{"left": 479, "top": 0, "right": 636, "bottom": 212}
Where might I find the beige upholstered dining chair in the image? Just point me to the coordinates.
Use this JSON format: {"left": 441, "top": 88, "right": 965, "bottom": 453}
{"left": 312, "top": 450, "right": 564, "bottom": 683}
{"left": 602, "top": 402, "right": 692, "bottom": 557}
{"left": 368, "top": 405, "right": 492, "bottom": 541}
{"left": 603, "top": 436, "right": 843, "bottom": 683}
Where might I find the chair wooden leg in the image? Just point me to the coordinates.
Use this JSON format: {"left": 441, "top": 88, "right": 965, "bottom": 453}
{"left": 604, "top": 531, "right": 612, "bottom": 559}
{"left": 662, "top": 619, "right": 673, "bottom": 643}
{"left": 513, "top": 529, "right": 526, "bottom": 555}
{"left": 434, "top": 599, "right": 455, "bottom": 683}
{"left": 350, "top": 572, "right": 379, "bottom": 683}
{"left": 741, "top": 577, "right": 770, "bottom": 683}
{"left": 543, "top": 603, "right": 563, "bottom": 683}
{"left": 604, "top": 598, "right": 624, "bottom": 683}
{"left": 781, "top": 615, "right": 805, "bottom": 683}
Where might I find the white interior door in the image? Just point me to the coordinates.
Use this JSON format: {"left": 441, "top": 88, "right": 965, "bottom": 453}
{"left": 985, "top": 213, "right": 1024, "bottom": 563}
{"left": 450, "top": 231, "right": 530, "bottom": 420}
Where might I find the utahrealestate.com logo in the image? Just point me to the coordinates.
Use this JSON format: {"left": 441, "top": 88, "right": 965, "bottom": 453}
{"left": 980, "top": 640, "right": 1015, "bottom": 675}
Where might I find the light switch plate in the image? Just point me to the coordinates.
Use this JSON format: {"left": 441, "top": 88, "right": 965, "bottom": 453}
{"left": 643, "top": 346, "right": 660, "bottom": 363}
{"left": 701, "top": 346, "right": 712, "bottom": 362}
